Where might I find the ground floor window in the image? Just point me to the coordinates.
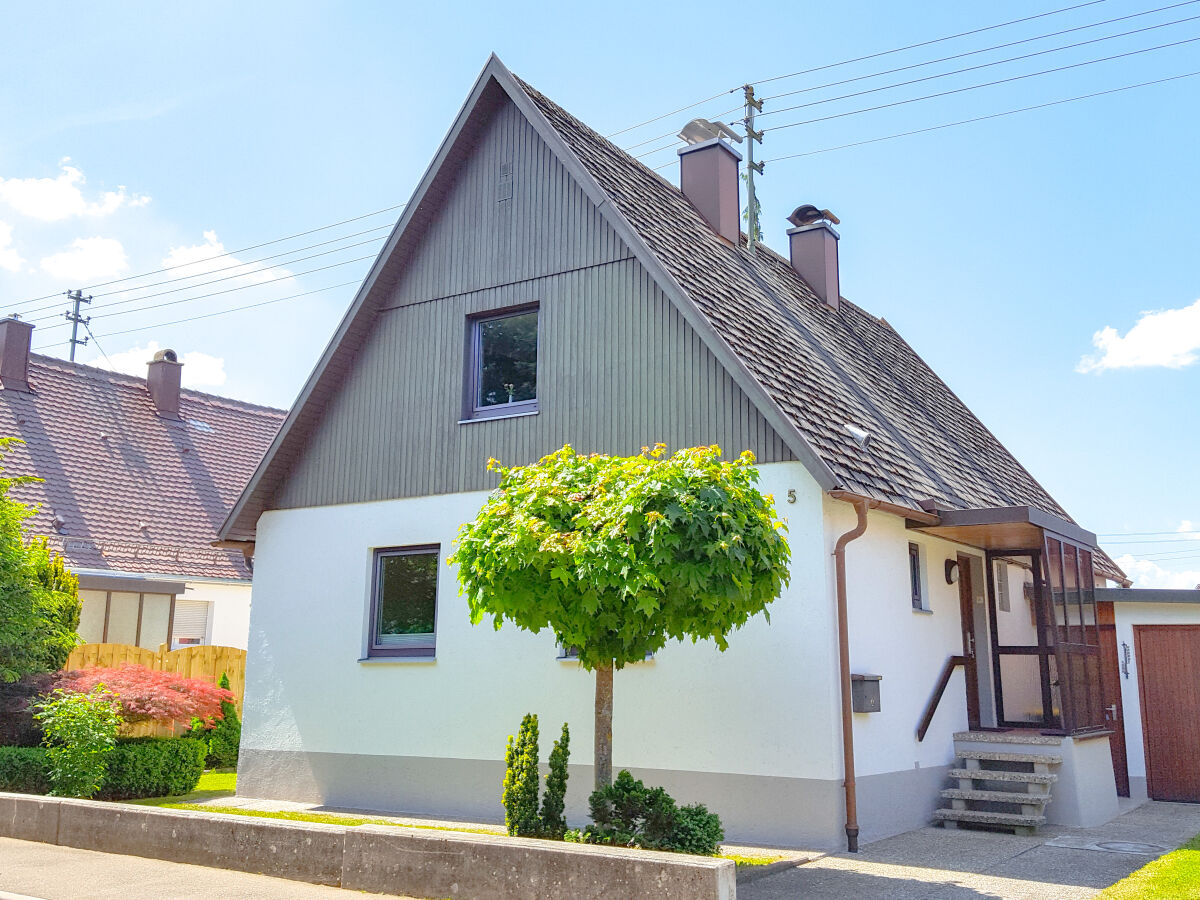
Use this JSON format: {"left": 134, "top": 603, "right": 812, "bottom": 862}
{"left": 370, "top": 546, "right": 440, "bottom": 657}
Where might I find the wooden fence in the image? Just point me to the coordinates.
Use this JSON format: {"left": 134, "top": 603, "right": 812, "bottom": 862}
{"left": 63, "top": 643, "right": 246, "bottom": 737}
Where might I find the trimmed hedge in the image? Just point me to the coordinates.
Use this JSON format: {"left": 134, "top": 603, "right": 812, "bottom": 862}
{"left": 98, "top": 737, "right": 206, "bottom": 800}
{"left": 0, "top": 738, "right": 205, "bottom": 800}
{"left": 0, "top": 746, "right": 50, "bottom": 794}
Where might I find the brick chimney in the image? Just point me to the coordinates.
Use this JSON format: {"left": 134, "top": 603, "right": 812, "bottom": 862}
{"left": 787, "top": 205, "right": 841, "bottom": 310}
{"left": 146, "top": 348, "right": 182, "bottom": 419}
{"left": 0, "top": 317, "right": 34, "bottom": 393}
{"left": 678, "top": 137, "right": 743, "bottom": 245}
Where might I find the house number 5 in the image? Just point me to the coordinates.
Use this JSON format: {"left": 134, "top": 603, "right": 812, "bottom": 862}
{"left": 787, "top": 489, "right": 797, "bottom": 504}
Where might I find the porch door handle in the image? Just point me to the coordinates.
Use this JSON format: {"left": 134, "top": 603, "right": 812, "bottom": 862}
{"left": 1105, "top": 703, "right": 1118, "bottom": 719}
{"left": 966, "top": 633, "right": 975, "bottom": 657}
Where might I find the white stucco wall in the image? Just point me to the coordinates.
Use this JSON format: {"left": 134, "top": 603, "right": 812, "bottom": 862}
{"left": 242, "top": 461, "right": 842, "bottom": 781}
{"left": 826, "top": 500, "right": 981, "bottom": 777}
{"left": 1112, "top": 601, "right": 1200, "bottom": 786}
{"left": 179, "top": 579, "right": 253, "bottom": 649}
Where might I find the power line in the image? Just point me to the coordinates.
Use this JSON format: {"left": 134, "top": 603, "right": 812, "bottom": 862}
{"left": 760, "top": 0, "right": 1200, "bottom": 104}
{"left": 26, "top": 248, "right": 381, "bottom": 324}
{"left": 756, "top": 11, "right": 1200, "bottom": 120}
{"left": 81, "top": 320, "right": 115, "bottom": 370}
{"left": 624, "top": 3, "right": 1199, "bottom": 160}
{"left": 88, "top": 223, "right": 393, "bottom": 299}
{"left": 7, "top": 202, "right": 405, "bottom": 307}
{"left": 758, "top": 69, "right": 1200, "bottom": 163}
{"left": 94, "top": 280, "right": 362, "bottom": 340}
{"left": 763, "top": 35, "right": 1200, "bottom": 136}
{"left": 754, "top": 0, "right": 1116, "bottom": 86}
{"left": 1100, "top": 529, "right": 1199, "bottom": 536}
{"left": 609, "top": 0, "right": 1122, "bottom": 146}
{"left": 1102, "top": 537, "right": 1200, "bottom": 545}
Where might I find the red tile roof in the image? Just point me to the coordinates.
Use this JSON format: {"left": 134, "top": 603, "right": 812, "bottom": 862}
{"left": 0, "top": 355, "right": 284, "bottom": 580}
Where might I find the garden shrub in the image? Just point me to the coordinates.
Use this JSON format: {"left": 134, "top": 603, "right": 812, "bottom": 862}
{"left": 98, "top": 737, "right": 206, "bottom": 800}
{"left": 569, "top": 769, "right": 724, "bottom": 856}
{"left": 203, "top": 672, "right": 241, "bottom": 768}
{"left": 60, "top": 664, "right": 234, "bottom": 728}
{"left": 502, "top": 713, "right": 541, "bottom": 837}
{"left": 34, "top": 687, "right": 122, "bottom": 798}
{"left": 540, "top": 722, "right": 570, "bottom": 838}
{"left": 0, "top": 745, "right": 49, "bottom": 793}
{"left": 0, "top": 673, "right": 53, "bottom": 746}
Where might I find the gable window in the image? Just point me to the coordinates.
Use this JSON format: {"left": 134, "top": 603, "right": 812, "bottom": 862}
{"left": 909, "top": 542, "right": 928, "bottom": 611}
{"left": 369, "top": 546, "right": 439, "bottom": 657}
{"left": 466, "top": 306, "right": 539, "bottom": 420}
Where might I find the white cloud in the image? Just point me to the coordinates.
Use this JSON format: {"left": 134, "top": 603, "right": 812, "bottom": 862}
{"left": 39, "top": 237, "right": 128, "bottom": 281}
{"left": 1178, "top": 520, "right": 1199, "bottom": 538}
{"left": 1116, "top": 554, "right": 1200, "bottom": 591}
{"left": 0, "top": 159, "right": 150, "bottom": 222}
{"left": 1077, "top": 298, "right": 1200, "bottom": 373}
{"left": 157, "top": 231, "right": 292, "bottom": 285}
{"left": 83, "top": 340, "right": 227, "bottom": 388}
{"left": 0, "top": 221, "right": 22, "bottom": 272}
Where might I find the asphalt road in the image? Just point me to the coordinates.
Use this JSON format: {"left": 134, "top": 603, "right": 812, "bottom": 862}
{"left": 0, "top": 838, "right": 420, "bottom": 899}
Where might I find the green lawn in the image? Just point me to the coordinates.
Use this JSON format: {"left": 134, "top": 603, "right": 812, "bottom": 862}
{"left": 1098, "top": 833, "right": 1200, "bottom": 899}
{"left": 127, "top": 768, "right": 237, "bottom": 805}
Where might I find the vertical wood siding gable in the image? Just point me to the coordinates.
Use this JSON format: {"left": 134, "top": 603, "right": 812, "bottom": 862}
{"left": 270, "top": 100, "right": 793, "bottom": 510}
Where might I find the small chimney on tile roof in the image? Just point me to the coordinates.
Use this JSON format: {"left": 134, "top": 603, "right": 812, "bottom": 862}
{"left": 0, "top": 317, "right": 34, "bottom": 393}
{"left": 146, "top": 348, "right": 182, "bottom": 420}
{"left": 678, "top": 119, "right": 744, "bottom": 245}
{"left": 787, "top": 205, "right": 841, "bottom": 310}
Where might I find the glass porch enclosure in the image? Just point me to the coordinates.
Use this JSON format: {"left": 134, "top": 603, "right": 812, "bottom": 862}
{"left": 985, "top": 537, "right": 1105, "bottom": 733}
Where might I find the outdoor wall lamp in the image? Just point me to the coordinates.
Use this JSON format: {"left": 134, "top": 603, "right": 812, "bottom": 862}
{"left": 945, "top": 559, "right": 960, "bottom": 585}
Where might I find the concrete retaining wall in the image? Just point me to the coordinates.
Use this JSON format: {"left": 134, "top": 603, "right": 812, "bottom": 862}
{"left": 0, "top": 792, "right": 735, "bottom": 900}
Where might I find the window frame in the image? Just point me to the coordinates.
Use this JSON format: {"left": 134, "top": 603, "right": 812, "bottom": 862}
{"left": 367, "top": 544, "right": 441, "bottom": 659}
{"left": 463, "top": 303, "right": 540, "bottom": 421}
{"left": 908, "top": 541, "right": 929, "bottom": 611}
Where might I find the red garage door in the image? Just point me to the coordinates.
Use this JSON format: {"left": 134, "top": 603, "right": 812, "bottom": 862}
{"left": 1135, "top": 625, "right": 1200, "bottom": 802}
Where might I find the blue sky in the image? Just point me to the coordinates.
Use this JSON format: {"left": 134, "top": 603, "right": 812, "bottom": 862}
{"left": 1, "top": 1, "right": 1197, "bottom": 585}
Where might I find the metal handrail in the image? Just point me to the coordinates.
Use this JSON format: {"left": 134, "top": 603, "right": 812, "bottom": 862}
{"left": 916, "top": 655, "right": 967, "bottom": 742}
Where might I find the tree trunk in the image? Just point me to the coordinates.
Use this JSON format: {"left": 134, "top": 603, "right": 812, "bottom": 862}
{"left": 594, "top": 660, "right": 614, "bottom": 790}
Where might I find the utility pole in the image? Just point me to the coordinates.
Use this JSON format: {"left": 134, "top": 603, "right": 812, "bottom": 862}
{"left": 743, "top": 84, "right": 764, "bottom": 254}
{"left": 65, "top": 289, "right": 91, "bottom": 361}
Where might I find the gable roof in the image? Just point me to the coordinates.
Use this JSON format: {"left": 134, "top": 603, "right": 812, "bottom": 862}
{"left": 219, "top": 56, "right": 1124, "bottom": 583}
{"left": 0, "top": 355, "right": 284, "bottom": 581}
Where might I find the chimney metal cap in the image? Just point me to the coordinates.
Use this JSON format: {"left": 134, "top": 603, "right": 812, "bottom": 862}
{"left": 151, "top": 349, "right": 179, "bottom": 364}
{"left": 679, "top": 117, "right": 743, "bottom": 146}
{"left": 788, "top": 205, "right": 841, "bottom": 228}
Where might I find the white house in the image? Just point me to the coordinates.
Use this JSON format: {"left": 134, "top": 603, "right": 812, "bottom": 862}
{"left": 219, "top": 56, "right": 1200, "bottom": 851}
{"left": 0, "top": 322, "right": 284, "bottom": 652}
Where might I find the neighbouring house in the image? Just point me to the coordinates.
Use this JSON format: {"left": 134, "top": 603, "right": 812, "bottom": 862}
{"left": 0, "top": 320, "right": 285, "bottom": 652}
{"left": 219, "top": 55, "right": 1200, "bottom": 850}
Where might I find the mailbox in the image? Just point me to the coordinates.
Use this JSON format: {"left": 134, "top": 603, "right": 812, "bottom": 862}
{"left": 851, "top": 674, "right": 882, "bottom": 713}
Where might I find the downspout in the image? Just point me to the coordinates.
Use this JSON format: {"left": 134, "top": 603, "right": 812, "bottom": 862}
{"left": 833, "top": 495, "right": 871, "bottom": 852}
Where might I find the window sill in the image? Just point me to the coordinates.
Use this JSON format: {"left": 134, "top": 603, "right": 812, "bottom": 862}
{"left": 357, "top": 656, "right": 436, "bottom": 665}
{"left": 912, "top": 607, "right": 934, "bottom": 616}
{"left": 459, "top": 409, "right": 539, "bottom": 425}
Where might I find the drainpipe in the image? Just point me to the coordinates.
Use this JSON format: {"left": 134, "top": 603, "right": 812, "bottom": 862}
{"left": 833, "top": 495, "right": 871, "bottom": 852}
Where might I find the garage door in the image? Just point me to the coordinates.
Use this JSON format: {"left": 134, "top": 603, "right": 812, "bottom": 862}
{"left": 1135, "top": 625, "right": 1200, "bottom": 802}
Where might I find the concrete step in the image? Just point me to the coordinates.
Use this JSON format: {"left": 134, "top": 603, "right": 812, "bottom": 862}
{"left": 953, "top": 731, "right": 1063, "bottom": 747}
{"left": 949, "top": 768, "right": 1058, "bottom": 785}
{"left": 934, "top": 808, "right": 1046, "bottom": 828}
{"left": 956, "top": 749, "right": 1063, "bottom": 766}
{"left": 940, "top": 788, "right": 1051, "bottom": 806}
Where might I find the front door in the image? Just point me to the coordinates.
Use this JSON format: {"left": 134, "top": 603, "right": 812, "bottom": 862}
{"left": 958, "top": 553, "right": 981, "bottom": 730}
{"left": 1097, "top": 602, "right": 1130, "bottom": 796}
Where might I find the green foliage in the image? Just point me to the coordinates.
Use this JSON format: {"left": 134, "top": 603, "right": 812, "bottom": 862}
{"left": 98, "top": 737, "right": 207, "bottom": 800}
{"left": 33, "top": 687, "right": 122, "bottom": 798}
{"left": 540, "top": 722, "right": 570, "bottom": 838}
{"left": 451, "top": 444, "right": 790, "bottom": 672}
{"left": 0, "top": 441, "right": 81, "bottom": 682}
{"left": 502, "top": 713, "right": 541, "bottom": 837}
{"left": 0, "top": 745, "right": 50, "bottom": 793}
{"left": 572, "top": 770, "right": 724, "bottom": 856}
{"left": 204, "top": 672, "right": 241, "bottom": 768}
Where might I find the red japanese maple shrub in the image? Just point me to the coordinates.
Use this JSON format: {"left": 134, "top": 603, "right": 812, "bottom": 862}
{"left": 60, "top": 664, "right": 234, "bottom": 726}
